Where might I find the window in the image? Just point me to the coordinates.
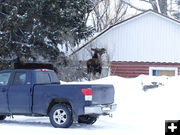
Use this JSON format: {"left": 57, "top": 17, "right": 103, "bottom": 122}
{"left": 36, "top": 72, "right": 51, "bottom": 84}
{"left": 0, "top": 72, "right": 11, "bottom": 86}
{"left": 149, "top": 67, "right": 178, "bottom": 76}
{"left": 49, "top": 72, "right": 60, "bottom": 83}
{"left": 13, "top": 72, "right": 27, "bottom": 85}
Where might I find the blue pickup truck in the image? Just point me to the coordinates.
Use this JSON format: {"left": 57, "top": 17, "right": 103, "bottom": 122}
{"left": 0, "top": 68, "right": 116, "bottom": 128}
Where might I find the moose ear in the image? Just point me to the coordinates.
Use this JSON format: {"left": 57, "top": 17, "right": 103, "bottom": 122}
{"left": 101, "top": 48, "right": 106, "bottom": 53}
{"left": 91, "top": 48, "right": 96, "bottom": 51}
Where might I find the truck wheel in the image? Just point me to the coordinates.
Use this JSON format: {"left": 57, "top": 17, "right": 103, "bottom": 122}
{"left": 49, "top": 104, "right": 73, "bottom": 128}
{"left": 78, "top": 115, "right": 97, "bottom": 125}
{"left": 0, "top": 115, "right": 6, "bottom": 120}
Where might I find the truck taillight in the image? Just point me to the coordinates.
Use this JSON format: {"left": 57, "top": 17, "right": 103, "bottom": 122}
{"left": 81, "top": 88, "right": 92, "bottom": 95}
{"left": 81, "top": 88, "right": 92, "bottom": 101}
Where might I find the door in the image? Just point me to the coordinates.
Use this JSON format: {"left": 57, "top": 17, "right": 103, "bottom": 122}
{"left": 8, "top": 71, "right": 32, "bottom": 114}
{"left": 0, "top": 72, "right": 11, "bottom": 113}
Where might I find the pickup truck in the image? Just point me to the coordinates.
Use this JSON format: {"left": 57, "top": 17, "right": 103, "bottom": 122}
{"left": 0, "top": 68, "right": 116, "bottom": 128}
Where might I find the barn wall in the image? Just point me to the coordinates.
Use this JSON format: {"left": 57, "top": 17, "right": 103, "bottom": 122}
{"left": 76, "top": 11, "right": 180, "bottom": 63}
{"left": 111, "top": 62, "right": 180, "bottom": 78}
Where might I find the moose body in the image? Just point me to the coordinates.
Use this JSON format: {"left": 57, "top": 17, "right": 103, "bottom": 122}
{"left": 86, "top": 48, "right": 106, "bottom": 80}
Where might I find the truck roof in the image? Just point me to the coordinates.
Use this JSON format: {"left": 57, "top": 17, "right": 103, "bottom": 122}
{"left": 14, "top": 62, "right": 54, "bottom": 70}
{"left": 0, "top": 69, "right": 54, "bottom": 73}
{"left": 0, "top": 62, "right": 56, "bottom": 73}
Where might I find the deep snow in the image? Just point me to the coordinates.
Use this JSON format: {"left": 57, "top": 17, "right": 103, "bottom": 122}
{"left": 1, "top": 75, "right": 180, "bottom": 135}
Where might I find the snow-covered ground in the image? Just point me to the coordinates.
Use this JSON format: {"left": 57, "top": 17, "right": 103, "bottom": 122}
{"left": 1, "top": 75, "right": 180, "bottom": 135}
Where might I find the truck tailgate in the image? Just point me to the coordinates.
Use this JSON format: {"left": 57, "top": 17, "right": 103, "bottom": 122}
{"left": 92, "top": 85, "right": 114, "bottom": 105}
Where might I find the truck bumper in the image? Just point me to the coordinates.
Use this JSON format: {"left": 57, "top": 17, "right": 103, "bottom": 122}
{"left": 84, "top": 104, "right": 117, "bottom": 115}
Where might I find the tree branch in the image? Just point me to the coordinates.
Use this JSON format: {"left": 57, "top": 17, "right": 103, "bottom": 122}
{"left": 0, "top": 12, "right": 9, "bottom": 17}
{"left": 121, "top": 0, "right": 147, "bottom": 12}
{"left": 140, "top": 0, "right": 150, "bottom": 3}
{"left": 5, "top": 32, "right": 12, "bottom": 46}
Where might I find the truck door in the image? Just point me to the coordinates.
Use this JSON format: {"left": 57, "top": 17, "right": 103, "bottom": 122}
{"left": 8, "top": 71, "right": 32, "bottom": 114}
{"left": 0, "top": 72, "right": 11, "bottom": 113}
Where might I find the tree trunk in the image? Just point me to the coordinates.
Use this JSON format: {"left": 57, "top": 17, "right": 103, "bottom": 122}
{"left": 158, "top": 0, "right": 168, "bottom": 15}
{"left": 149, "top": 0, "right": 158, "bottom": 13}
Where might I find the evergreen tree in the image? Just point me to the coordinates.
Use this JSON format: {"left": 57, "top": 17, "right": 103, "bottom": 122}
{"left": 0, "top": 0, "right": 93, "bottom": 69}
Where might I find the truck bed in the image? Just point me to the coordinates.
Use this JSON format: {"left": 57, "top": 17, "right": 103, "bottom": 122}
{"left": 33, "top": 84, "right": 115, "bottom": 116}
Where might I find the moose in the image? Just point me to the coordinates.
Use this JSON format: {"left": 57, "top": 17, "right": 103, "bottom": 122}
{"left": 86, "top": 48, "right": 106, "bottom": 81}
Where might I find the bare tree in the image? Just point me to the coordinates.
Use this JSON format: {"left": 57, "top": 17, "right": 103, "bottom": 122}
{"left": 170, "top": 0, "right": 180, "bottom": 20}
{"left": 121, "top": 0, "right": 180, "bottom": 18}
{"left": 158, "top": 0, "right": 168, "bottom": 15}
{"left": 90, "top": 0, "right": 128, "bottom": 32}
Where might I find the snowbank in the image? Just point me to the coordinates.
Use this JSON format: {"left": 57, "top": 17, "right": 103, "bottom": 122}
{"left": 61, "top": 75, "right": 180, "bottom": 135}
{"left": 1, "top": 75, "right": 180, "bottom": 135}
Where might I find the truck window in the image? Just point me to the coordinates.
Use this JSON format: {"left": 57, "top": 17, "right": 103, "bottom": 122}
{"left": 0, "top": 72, "right": 11, "bottom": 86}
{"left": 13, "top": 72, "right": 27, "bottom": 85}
{"left": 49, "top": 72, "right": 60, "bottom": 83}
{"left": 36, "top": 72, "right": 51, "bottom": 84}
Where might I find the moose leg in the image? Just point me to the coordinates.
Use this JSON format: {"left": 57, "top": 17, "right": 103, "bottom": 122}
{"left": 87, "top": 65, "right": 93, "bottom": 81}
{"left": 96, "top": 66, "right": 102, "bottom": 79}
{"left": 88, "top": 73, "right": 93, "bottom": 81}
{"left": 99, "top": 69, "right": 102, "bottom": 79}
{"left": 88, "top": 73, "right": 90, "bottom": 81}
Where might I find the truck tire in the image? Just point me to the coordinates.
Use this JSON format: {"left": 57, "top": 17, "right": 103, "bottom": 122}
{"left": 49, "top": 104, "right": 73, "bottom": 128}
{"left": 0, "top": 115, "right": 6, "bottom": 120}
{"left": 78, "top": 115, "right": 97, "bottom": 125}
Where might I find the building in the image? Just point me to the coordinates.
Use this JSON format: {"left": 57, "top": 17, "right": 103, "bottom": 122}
{"left": 72, "top": 10, "right": 180, "bottom": 78}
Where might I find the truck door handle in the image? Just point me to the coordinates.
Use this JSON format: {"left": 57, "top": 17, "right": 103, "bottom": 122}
{"left": 1, "top": 88, "right": 7, "bottom": 92}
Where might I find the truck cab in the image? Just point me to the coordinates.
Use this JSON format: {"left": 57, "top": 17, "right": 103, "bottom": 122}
{"left": 0, "top": 69, "right": 59, "bottom": 114}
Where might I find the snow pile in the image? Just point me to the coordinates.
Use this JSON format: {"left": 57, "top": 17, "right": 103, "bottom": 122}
{"left": 1, "top": 75, "right": 180, "bottom": 135}
{"left": 62, "top": 75, "right": 180, "bottom": 135}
